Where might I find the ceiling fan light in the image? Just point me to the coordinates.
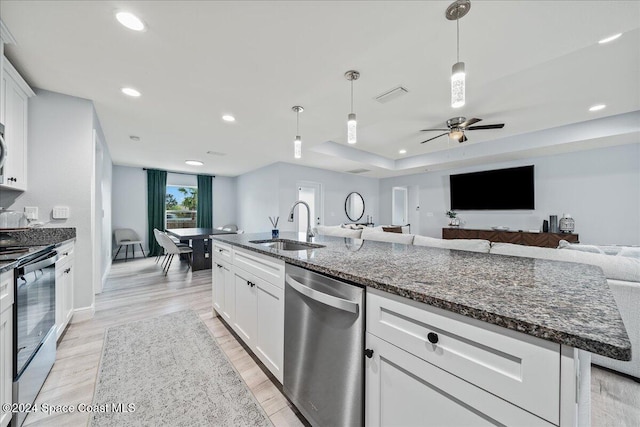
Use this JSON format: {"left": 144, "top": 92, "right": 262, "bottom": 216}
{"left": 347, "top": 113, "right": 357, "bottom": 144}
{"left": 451, "top": 62, "right": 465, "bottom": 108}
{"left": 449, "top": 129, "right": 464, "bottom": 140}
{"left": 294, "top": 136, "right": 302, "bottom": 159}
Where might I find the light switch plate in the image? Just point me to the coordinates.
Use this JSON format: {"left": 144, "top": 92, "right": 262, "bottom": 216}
{"left": 52, "top": 206, "right": 70, "bottom": 219}
{"left": 24, "top": 206, "right": 38, "bottom": 220}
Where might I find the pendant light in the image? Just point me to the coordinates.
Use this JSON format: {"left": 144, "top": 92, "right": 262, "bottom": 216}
{"left": 292, "top": 106, "right": 304, "bottom": 159}
{"left": 446, "top": 0, "right": 471, "bottom": 109}
{"left": 345, "top": 70, "right": 360, "bottom": 144}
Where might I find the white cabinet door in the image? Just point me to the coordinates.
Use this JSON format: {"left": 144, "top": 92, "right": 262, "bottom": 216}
{"left": 221, "top": 264, "right": 234, "bottom": 323}
{"left": 1, "top": 58, "right": 32, "bottom": 191}
{"left": 233, "top": 268, "right": 257, "bottom": 346}
{"left": 365, "top": 333, "right": 554, "bottom": 427}
{"left": 55, "top": 244, "right": 74, "bottom": 340}
{"left": 0, "top": 270, "right": 12, "bottom": 313}
{"left": 255, "top": 277, "right": 284, "bottom": 383}
{"left": 212, "top": 262, "right": 225, "bottom": 316}
{"left": 0, "top": 307, "right": 12, "bottom": 427}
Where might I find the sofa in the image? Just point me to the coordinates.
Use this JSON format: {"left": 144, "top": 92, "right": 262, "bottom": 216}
{"left": 314, "top": 225, "right": 640, "bottom": 379}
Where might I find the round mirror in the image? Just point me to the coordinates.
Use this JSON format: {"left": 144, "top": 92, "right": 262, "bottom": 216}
{"left": 345, "top": 192, "right": 365, "bottom": 222}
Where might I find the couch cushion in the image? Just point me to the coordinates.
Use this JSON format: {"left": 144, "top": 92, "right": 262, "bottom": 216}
{"left": 558, "top": 240, "right": 604, "bottom": 254}
{"left": 490, "top": 243, "right": 640, "bottom": 282}
{"left": 617, "top": 247, "right": 640, "bottom": 259}
{"left": 315, "top": 225, "right": 362, "bottom": 238}
{"left": 361, "top": 228, "right": 414, "bottom": 244}
{"left": 413, "top": 235, "right": 491, "bottom": 253}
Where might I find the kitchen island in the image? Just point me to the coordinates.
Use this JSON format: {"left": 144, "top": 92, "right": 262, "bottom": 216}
{"left": 210, "top": 232, "right": 631, "bottom": 426}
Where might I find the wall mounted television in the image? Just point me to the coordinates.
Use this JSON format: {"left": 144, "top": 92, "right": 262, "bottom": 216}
{"left": 449, "top": 165, "right": 534, "bottom": 210}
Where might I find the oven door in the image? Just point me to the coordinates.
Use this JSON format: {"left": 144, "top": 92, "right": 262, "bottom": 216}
{"left": 14, "top": 250, "right": 58, "bottom": 377}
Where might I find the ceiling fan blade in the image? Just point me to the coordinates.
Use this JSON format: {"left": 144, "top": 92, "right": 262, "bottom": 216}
{"left": 459, "top": 118, "right": 482, "bottom": 128}
{"left": 420, "top": 133, "right": 448, "bottom": 144}
{"left": 458, "top": 134, "right": 468, "bottom": 143}
{"left": 420, "top": 128, "right": 450, "bottom": 132}
{"left": 466, "top": 123, "right": 505, "bottom": 130}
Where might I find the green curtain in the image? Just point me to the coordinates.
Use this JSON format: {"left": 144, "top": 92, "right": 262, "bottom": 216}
{"left": 147, "top": 169, "right": 167, "bottom": 256}
{"left": 196, "top": 175, "right": 213, "bottom": 228}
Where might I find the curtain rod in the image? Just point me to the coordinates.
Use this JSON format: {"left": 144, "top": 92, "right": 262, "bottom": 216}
{"left": 143, "top": 168, "right": 216, "bottom": 178}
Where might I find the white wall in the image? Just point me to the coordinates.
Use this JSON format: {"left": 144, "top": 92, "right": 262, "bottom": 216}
{"left": 111, "top": 166, "right": 147, "bottom": 256}
{"left": 236, "top": 162, "right": 380, "bottom": 233}
{"left": 379, "top": 143, "right": 640, "bottom": 245}
{"left": 4, "top": 89, "right": 104, "bottom": 309}
{"left": 111, "top": 166, "right": 238, "bottom": 253}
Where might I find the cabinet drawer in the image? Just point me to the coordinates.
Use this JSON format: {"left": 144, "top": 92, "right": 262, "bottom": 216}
{"left": 212, "top": 242, "right": 233, "bottom": 263}
{"left": 367, "top": 289, "right": 560, "bottom": 425}
{"left": 57, "top": 242, "right": 75, "bottom": 261}
{"left": 0, "top": 270, "right": 13, "bottom": 313}
{"left": 366, "top": 333, "right": 554, "bottom": 427}
{"left": 233, "top": 248, "right": 284, "bottom": 289}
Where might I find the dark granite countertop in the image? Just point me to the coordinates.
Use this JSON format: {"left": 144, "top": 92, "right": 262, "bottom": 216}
{"left": 211, "top": 232, "right": 631, "bottom": 361}
{"left": 0, "top": 228, "right": 76, "bottom": 273}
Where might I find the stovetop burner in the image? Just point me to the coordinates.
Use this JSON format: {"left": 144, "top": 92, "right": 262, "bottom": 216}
{"left": 0, "top": 246, "right": 29, "bottom": 255}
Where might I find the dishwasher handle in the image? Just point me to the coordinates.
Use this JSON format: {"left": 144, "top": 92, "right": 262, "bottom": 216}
{"left": 285, "top": 274, "right": 359, "bottom": 314}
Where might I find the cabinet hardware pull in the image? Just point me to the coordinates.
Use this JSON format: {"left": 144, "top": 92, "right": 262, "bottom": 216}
{"left": 64, "top": 268, "right": 71, "bottom": 274}
{"left": 364, "top": 349, "right": 374, "bottom": 358}
{"left": 427, "top": 332, "right": 439, "bottom": 344}
{"left": 217, "top": 264, "right": 223, "bottom": 268}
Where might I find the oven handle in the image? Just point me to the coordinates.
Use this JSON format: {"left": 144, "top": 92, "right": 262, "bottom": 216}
{"left": 18, "top": 251, "right": 59, "bottom": 275}
{"left": 285, "top": 274, "right": 359, "bottom": 314}
{"left": 0, "top": 132, "right": 6, "bottom": 169}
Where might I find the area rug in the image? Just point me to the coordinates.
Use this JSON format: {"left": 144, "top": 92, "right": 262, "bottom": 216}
{"left": 90, "top": 310, "right": 272, "bottom": 426}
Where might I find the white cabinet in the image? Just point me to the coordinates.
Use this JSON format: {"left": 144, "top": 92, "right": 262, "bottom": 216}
{"left": 55, "top": 242, "right": 74, "bottom": 340}
{"left": 232, "top": 267, "right": 257, "bottom": 345}
{"left": 211, "top": 243, "right": 284, "bottom": 383}
{"left": 365, "top": 288, "right": 584, "bottom": 427}
{"left": 212, "top": 242, "right": 234, "bottom": 322}
{"left": 1, "top": 57, "right": 33, "bottom": 191}
{"left": 0, "top": 269, "right": 14, "bottom": 427}
{"left": 366, "top": 332, "right": 554, "bottom": 427}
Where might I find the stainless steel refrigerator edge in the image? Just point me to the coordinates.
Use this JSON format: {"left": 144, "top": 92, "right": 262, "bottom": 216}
{"left": 284, "top": 264, "right": 365, "bottom": 427}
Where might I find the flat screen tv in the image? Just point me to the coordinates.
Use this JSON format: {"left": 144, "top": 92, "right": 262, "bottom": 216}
{"left": 450, "top": 165, "right": 534, "bottom": 210}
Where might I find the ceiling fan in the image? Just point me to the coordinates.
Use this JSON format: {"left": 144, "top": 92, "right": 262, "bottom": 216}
{"left": 420, "top": 117, "right": 505, "bottom": 144}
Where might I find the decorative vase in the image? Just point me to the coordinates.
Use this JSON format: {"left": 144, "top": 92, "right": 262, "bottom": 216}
{"left": 549, "top": 215, "right": 558, "bottom": 233}
{"left": 448, "top": 218, "right": 460, "bottom": 227}
{"left": 272, "top": 229, "right": 279, "bottom": 238}
{"left": 559, "top": 214, "right": 575, "bottom": 233}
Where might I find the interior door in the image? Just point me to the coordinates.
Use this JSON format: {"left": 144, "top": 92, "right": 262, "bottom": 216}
{"left": 296, "top": 182, "right": 322, "bottom": 233}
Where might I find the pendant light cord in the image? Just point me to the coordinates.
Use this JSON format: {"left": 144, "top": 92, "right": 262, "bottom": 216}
{"left": 296, "top": 110, "right": 300, "bottom": 134}
{"left": 456, "top": 7, "right": 460, "bottom": 63}
{"left": 350, "top": 79, "right": 354, "bottom": 113}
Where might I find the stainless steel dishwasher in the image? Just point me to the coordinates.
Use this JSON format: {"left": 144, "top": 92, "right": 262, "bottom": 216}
{"left": 284, "top": 264, "right": 364, "bottom": 427}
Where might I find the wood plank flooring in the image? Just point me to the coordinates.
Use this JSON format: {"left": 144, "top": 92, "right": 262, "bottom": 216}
{"left": 23, "top": 256, "right": 305, "bottom": 427}
{"left": 21, "top": 256, "right": 640, "bottom": 426}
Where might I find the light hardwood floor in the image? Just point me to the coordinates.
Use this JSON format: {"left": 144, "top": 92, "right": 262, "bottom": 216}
{"left": 23, "top": 256, "right": 305, "bottom": 427}
{"left": 22, "top": 256, "right": 640, "bottom": 426}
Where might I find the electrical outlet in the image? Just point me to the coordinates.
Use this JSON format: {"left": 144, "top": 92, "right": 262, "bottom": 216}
{"left": 24, "top": 206, "right": 38, "bottom": 220}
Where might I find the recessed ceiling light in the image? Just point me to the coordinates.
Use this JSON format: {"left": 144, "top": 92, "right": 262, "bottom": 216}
{"left": 589, "top": 104, "right": 606, "bottom": 112}
{"left": 116, "top": 11, "right": 146, "bottom": 31}
{"left": 129, "top": 135, "right": 141, "bottom": 142}
{"left": 121, "top": 87, "right": 141, "bottom": 97}
{"left": 598, "top": 33, "right": 622, "bottom": 44}
{"left": 185, "top": 160, "right": 204, "bottom": 166}
{"left": 399, "top": 149, "right": 407, "bottom": 154}
{"left": 222, "top": 115, "right": 235, "bottom": 122}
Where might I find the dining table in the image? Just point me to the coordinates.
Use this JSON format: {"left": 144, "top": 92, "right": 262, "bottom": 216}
{"left": 165, "top": 228, "right": 236, "bottom": 271}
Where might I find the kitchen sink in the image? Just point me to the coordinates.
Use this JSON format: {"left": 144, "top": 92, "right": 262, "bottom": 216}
{"left": 249, "top": 239, "right": 325, "bottom": 251}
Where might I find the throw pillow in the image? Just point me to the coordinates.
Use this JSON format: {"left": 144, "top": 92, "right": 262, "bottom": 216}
{"left": 382, "top": 226, "right": 403, "bottom": 233}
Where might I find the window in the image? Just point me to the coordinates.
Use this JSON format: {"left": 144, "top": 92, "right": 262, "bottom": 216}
{"left": 165, "top": 186, "right": 197, "bottom": 229}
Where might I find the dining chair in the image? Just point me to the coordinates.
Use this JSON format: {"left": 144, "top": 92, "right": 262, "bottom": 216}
{"left": 157, "top": 231, "right": 193, "bottom": 275}
{"left": 113, "top": 228, "right": 145, "bottom": 262}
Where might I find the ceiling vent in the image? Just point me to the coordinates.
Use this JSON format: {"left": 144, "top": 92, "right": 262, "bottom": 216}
{"left": 206, "top": 151, "right": 227, "bottom": 156}
{"left": 346, "top": 168, "right": 371, "bottom": 174}
{"left": 374, "top": 86, "right": 408, "bottom": 103}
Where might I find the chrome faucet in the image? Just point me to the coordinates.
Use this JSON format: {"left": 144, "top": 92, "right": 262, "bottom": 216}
{"left": 288, "top": 200, "right": 316, "bottom": 241}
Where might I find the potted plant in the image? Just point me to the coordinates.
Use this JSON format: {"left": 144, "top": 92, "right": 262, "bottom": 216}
{"left": 446, "top": 210, "right": 460, "bottom": 226}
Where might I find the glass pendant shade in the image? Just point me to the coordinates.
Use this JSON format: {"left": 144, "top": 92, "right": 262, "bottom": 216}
{"left": 347, "top": 113, "right": 357, "bottom": 144}
{"left": 451, "top": 61, "right": 465, "bottom": 108}
{"left": 449, "top": 129, "right": 464, "bottom": 140}
{"left": 294, "top": 136, "right": 302, "bottom": 159}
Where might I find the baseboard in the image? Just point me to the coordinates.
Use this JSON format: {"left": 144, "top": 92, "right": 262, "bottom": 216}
{"left": 72, "top": 304, "right": 95, "bottom": 323}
